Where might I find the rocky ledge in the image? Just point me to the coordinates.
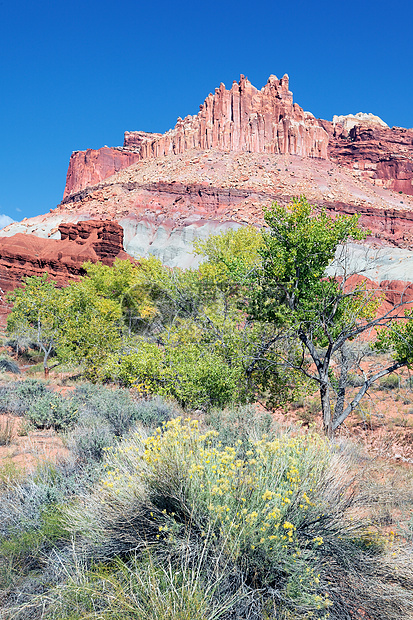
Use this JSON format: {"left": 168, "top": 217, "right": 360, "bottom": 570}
{"left": 0, "top": 220, "right": 129, "bottom": 298}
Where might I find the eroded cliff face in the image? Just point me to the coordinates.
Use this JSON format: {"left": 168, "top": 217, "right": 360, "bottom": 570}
{"left": 63, "top": 74, "right": 329, "bottom": 198}
{"left": 64, "top": 147, "right": 142, "bottom": 199}
{"left": 125, "top": 74, "right": 328, "bottom": 160}
{"left": 0, "top": 220, "right": 129, "bottom": 296}
{"left": 319, "top": 118, "right": 413, "bottom": 195}
{"left": 62, "top": 75, "right": 413, "bottom": 204}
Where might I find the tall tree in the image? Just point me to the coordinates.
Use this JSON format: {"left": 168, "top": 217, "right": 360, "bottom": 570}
{"left": 250, "top": 197, "right": 413, "bottom": 437}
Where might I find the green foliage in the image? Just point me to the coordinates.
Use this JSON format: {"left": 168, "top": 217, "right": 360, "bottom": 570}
{"left": 376, "top": 309, "right": 413, "bottom": 368}
{"left": 56, "top": 280, "right": 123, "bottom": 378}
{"left": 0, "top": 502, "right": 69, "bottom": 591}
{"left": 106, "top": 337, "right": 245, "bottom": 410}
{"left": 194, "top": 224, "right": 263, "bottom": 290}
{"left": 27, "top": 393, "right": 79, "bottom": 431}
{"left": 251, "top": 196, "right": 366, "bottom": 324}
{"left": 82, "top": 256, "right": 166, "bottom": 329}
{"left": 7, "top": 274, "right": 62, "bottom": 371}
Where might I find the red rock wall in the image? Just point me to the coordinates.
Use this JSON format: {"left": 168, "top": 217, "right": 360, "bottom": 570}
{"left": 63, "top": 75, "right": 329, "bottom": 197}
{"left": 64, "top": 147, "right": 142, "bottom": 198}
{"left": 319, "top": 120, "right": 413, "bottom": 195}
{"left": 0, "top": 220, "right": 129, "bottom": 296}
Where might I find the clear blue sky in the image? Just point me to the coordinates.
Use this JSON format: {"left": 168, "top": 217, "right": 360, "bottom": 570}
{"left": 1, "top": 0, "right": 412, "bottom": 221}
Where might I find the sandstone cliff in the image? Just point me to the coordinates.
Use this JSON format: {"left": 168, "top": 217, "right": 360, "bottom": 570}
{"left": 64, "top": 147, "right": 142, "bottom": 198}
{"left": 63, "top": 74, "right": 329, "bottom": 198}
{"left": 125, "top": 74, "right": 328, "bottom": 160}
{"left": 0, "top": 220, "right": 128, "bottom": 296}
{"left": 319, "top": 118, "right": 413, "bottom": 195}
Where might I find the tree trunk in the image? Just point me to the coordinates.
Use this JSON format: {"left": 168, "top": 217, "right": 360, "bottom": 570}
{"left": 320, "top": 380, "right": 333, "bottom": 438}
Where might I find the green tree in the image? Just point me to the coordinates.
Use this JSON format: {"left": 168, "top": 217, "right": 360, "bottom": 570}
{"left": 82, "top": 257, "right": 165, "bottom": 334}
{"left": 7, "top": 274, "right": 62, "bottom": 375}
{"left": 250, "top": 197, "right": 413, "bottom": 437}
{"left": 56, "top": 279, "right": 123, "bottom": 379}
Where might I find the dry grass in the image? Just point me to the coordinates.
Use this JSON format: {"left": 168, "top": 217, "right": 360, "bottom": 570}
{"left": 0, "top": 417, "right": 14, "bottom": 446}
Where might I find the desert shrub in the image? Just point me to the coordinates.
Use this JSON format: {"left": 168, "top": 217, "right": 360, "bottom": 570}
{"left": 0, "top": 460, "right": 25, "bottom": 489}
{"left": 72, "top": 385, "right": 139, "bottom": 437}
{"left": 67, "top": 416, "right": 116, "bottom": 463}
{"left": 347, "top": 372, "right": 365, "bottom": 387}
{"left": 0, "top": 503, "right": 68, "bottom": 584}
{"left": 378, "top": 373, "right": 400, "bottom": 390}
{"left": 0, "top": 379, "right": 50, "bottom": 416}
{"left": 131, "top": 395, "right": 178, "bottom": 429}
{"left": 206, "top": 403, "right": 274, "bottom": 446}
{"left": 60, "top": 419, "right": 413, "bottom": 619}
{"left": 0, "top": 460, "right": 101, "bottom": 603}
{"left": 0, "top": 356, "right": 21, "bottom": 374}
{"left": 27, "top": 393, "right": 78, "bottom": 431}
{"left": 72, "top": 384, "right": 175, "bottom": 437}
{"left": 0, "top": 416, "right": 14, "bottom": 446}
{"left": 0, "top": 461, "right": 100, "bottom": 540}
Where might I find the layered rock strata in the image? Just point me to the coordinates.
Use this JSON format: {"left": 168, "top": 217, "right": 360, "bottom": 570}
{"left": 64, "top": 147, "right": 142, "bottom": 198}
{"left": 319, "top": 118, "right": 413, "bottom": 195}
{"left": 63, "top": 74, "right": 329, "bottom": 197}
{"left": 0, "top": 220, "right": 129, "bottom": 296}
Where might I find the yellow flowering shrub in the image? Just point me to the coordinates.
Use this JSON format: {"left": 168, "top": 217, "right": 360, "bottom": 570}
{"left": 101, "top": 418, "right": 332, "bottom": 612}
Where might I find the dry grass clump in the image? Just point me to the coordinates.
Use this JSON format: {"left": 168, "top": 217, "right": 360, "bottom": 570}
{"left": 0, "top": 417, "right": 14, "bottom": 446}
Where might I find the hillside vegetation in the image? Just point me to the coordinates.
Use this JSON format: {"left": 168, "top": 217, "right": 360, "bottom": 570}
{"left": 0, "top": 198, "right": 412, "bottom": 619}
{"left": 0, "top": 381, "right": 412, "bottom": 619}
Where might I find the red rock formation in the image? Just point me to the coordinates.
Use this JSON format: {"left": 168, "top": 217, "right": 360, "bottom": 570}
{"left": 319, "top": 119, "right": 413, "bottom": 195}
{"left": 63, "top": 75, "right": 329, "bottom": 197}
{"left": 0, "top": 220, "right": 129, "bottom": 296}
{"left": 126, "top": 74, "right": 328, "bottom": 160}
{"left": 64, "top": 147, "right": 142, "bottom": 198}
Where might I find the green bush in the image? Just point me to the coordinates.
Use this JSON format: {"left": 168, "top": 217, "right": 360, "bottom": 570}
{"left": 109, "top": 343, "right": 244, "bottom": 410}
{"left": 27, "top": 393, "right": 78, "bottom": 431}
